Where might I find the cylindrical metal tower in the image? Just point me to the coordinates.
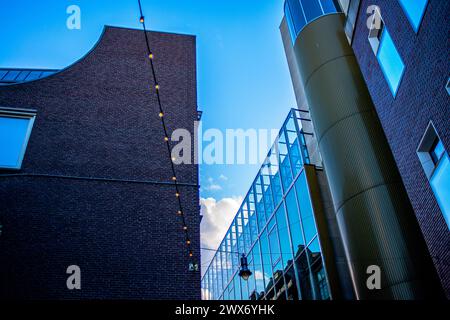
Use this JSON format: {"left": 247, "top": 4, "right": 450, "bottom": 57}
{"left": 285, "top": 3, "right": 443, "bottom": 299}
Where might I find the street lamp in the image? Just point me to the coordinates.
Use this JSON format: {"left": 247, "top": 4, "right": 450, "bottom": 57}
{"left": 238, "top": 254, "right": 252, "bottom": 281}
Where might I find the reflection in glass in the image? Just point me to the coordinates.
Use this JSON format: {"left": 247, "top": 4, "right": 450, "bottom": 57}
{"left": 430, "top": 152, "right": 450, "bottom": 229}
{"left": 201, "top": 109, "right": 330, "bottom": 301}
{"left": 296, "top": 172, "right": 317, "bottom": 244}
{"left": 0, "top": 116, "right": 34, "bottom": 169}
{"left": 398, "top": 0, "right": 428, "bottom": 32}
{"left": 377, "top": 27, "right": 405, "bottom": 97}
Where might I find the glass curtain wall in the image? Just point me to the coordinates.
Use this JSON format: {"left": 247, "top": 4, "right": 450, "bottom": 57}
{"left": 201, "top": 109, "right": 331, "bottom": 300}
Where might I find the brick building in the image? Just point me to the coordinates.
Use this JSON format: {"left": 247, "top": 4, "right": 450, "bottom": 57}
{"left": 0, "top": 26, "right": 201, "bottom": 299}
{"left": 350, "top": 0, "right": 450, "bottom": 296}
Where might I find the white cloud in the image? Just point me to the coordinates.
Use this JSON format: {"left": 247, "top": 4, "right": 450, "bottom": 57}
{"left": 205, "top": 184, "right": 222, "bottom": 191}
{"left": 200, "top": 196, "right": 243, "bottom": 274}
{"left": 219, "top": 174, "right": 228, "bottom": 181}
{"left": 254, "top": 270, "right": 265, "bottom": 280}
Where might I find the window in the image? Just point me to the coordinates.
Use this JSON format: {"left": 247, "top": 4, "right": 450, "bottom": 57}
{"left": 368, "top": 10, "right": 405, "bottom": 97}
{"left": 398, "top": 0, "right": 428, "bottom": 33}
{"left": 417, "top": 122, "right": 450, "bottom": 229}
{"left": 430, "top": 151, "right": 450, "bottom": 229}
{"left": 377, "top": 27, "right": 405, "bottom": 97}
{"left": 0, "top": 108, "right": 36, "bottom": 169}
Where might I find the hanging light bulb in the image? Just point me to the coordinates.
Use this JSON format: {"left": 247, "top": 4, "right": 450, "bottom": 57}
{"left": 155, "top": 84, "right": 160, "bottom": 90}
{"left": 139, "top": 16, "right": 145, "bottom": 23}
{"left": 164, "top": 136, "right": 169, "bottom": 142}
{"left": 239, "top": 254, "right": 252, "bottom": 281}
{"left": 176, "top": 192, "right": 180, "bottom": 197}
{"left": 177, "top": 210, "right": 183, "bottom": 215}
{"left": 158, "top": 112, "right": 164, "bottom": 118}
{"left": 149, "top": 53, "right": 154, "bottom": 59}
{"left": 183, "top": 225, "right": 188, "bottom": 231}
{"left": 189, "top": 251, "right": 193, "bottom": 257}
{"left": 186, "top": 239, "right": 191, "bottom": 245}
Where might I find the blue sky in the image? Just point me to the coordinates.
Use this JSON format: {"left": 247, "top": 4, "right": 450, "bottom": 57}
{"left": 1, "top": 1, "right": 296, "bottom": 258}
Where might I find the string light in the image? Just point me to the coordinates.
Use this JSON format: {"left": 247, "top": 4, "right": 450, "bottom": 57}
{"left": 138, "top": 0, "right": 194, "bottom": 261}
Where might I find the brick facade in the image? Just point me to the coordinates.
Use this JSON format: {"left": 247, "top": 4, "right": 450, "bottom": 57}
{"left": 0, "top": 26, "right": 201, "bottom": 299}
{"left": 352, "top": 0, "right": 450, "bottom": 296}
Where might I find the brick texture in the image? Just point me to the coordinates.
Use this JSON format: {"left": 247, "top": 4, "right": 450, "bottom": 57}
{"left": 352, "top": 0, "right": 450, "bottom": 297}
{"left": 0, "top": 26, "right": 201, "bottom": 299}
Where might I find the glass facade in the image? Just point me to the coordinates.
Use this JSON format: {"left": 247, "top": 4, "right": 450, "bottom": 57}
{"left": 201, "top": 109, "right": 331, "bottom": 300}
{"left": 284, "top": 0, "right": 341, "bottom": 43}
{"left": 398, "top": 0, "right": 428, "bottom": 33}
{"left": 0, "top": 68, "right": 57, "bottom": 85}
{"left": 0, "top": 111, "right": 36, "bottom": 169}
{"left": 377, "top": 27, "right": 405, "bottom": 97}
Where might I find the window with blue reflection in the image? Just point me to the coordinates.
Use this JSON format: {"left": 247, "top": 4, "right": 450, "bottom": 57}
{"left": 320, "top": 0, "right": 339, "bottom": 14}
{"left": 252, "top": 241, "right": 265, "bottom": 296}
{"left": 234, "top": 274, "right": 242, "bottom": 299}
{"left": 301, "top": 0, "right": 322, "bottom": 22}
{"left": 268, "top": 218, "right": 281, "bottom": 270}
{"left": 377, "top": 27, "right": 405, "bottom": 97}
{"left": 275, "top": 204, "right": 294, "bottom": 268}
{"left": 307, "top": 238, "right": 330, "bottom": 300}
{"left": 285, "top": 0, "right": 306, "bottom": 42}
{"left": 430, "top": 151, "right": 450, "bottom": 229}
{"left": 278, "top": 133, "right": 293, "bottom": 190}
{"left": 260, "top": 230, "right": 272, "bottom": 293}
{"left": 247, "top": 250, "right": 256, "bottom": 298}
{"left": 285, "top": 186, "right": 305, "bottom": 256}
{"left": 296, "top": 172, "right": 318, "bottom": 244}
{"left": 398, "top": 0, "right": 428, "bottom": 32}
{"left": 0, "top": 114, "right": 35, "bottom": 169}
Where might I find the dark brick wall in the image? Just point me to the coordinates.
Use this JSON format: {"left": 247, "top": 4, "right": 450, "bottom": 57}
{"left": 0, "top": 26, "right": 201, "bottom": 299}
{"left": 352, "top": 0, "right": 450, "bottom": 297}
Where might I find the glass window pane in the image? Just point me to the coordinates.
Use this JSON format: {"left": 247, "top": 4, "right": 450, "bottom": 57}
{"left": 285, "top": 186, "right": 305, "bottom": 258}
{"left": 286, "top": 0, "right": 307, "bottom": 41}
{"left": 377, "top": 28, "right": 405, "bottom": 97}
{"left": 296, "top": 172, "right": 318, "bottom": 244}
{"left": 2, "top": 70, "right": 20, "bottom": 81}
{"left": 260, "top": 230, "right": 272, "bottom": 294}
{"left": 430, "top": 152, "right": 450, "bottom": 229}
{"left": 25, "top": 71, "right": 42, "bottom": 81}
{"left": 0, "top": 70, "right": 8, "bottom": 80}
{"left": 285, "top": 266, "right": 299, "bottom": 300}
{"left": 0, "top": 116, "right": 33, "bottom": 168}
{"left": 307, "top": 238, "right": 331, "bottom": 300}
{"left": 252, "top": 241, "right": 265, "bottom": 297}
{"left": 301, "top": 0, "right": 323, "bottom": 22}
{"left": 15, "top": 71, "right": 31, "bottom": 81}
{"left": 295, "top": 251, "right": 314, "bottom": 300}
{"left": 398, "top": 0, "right": 428, "bottom": 32}
{"left": 320, "top": 0, "right": 339, "bottom": 14}
{"left": 431, "top": 139, "right": 445, "bottom": 164}
{"left": 275, "top": 204, "right": 294, "bottom": 269}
